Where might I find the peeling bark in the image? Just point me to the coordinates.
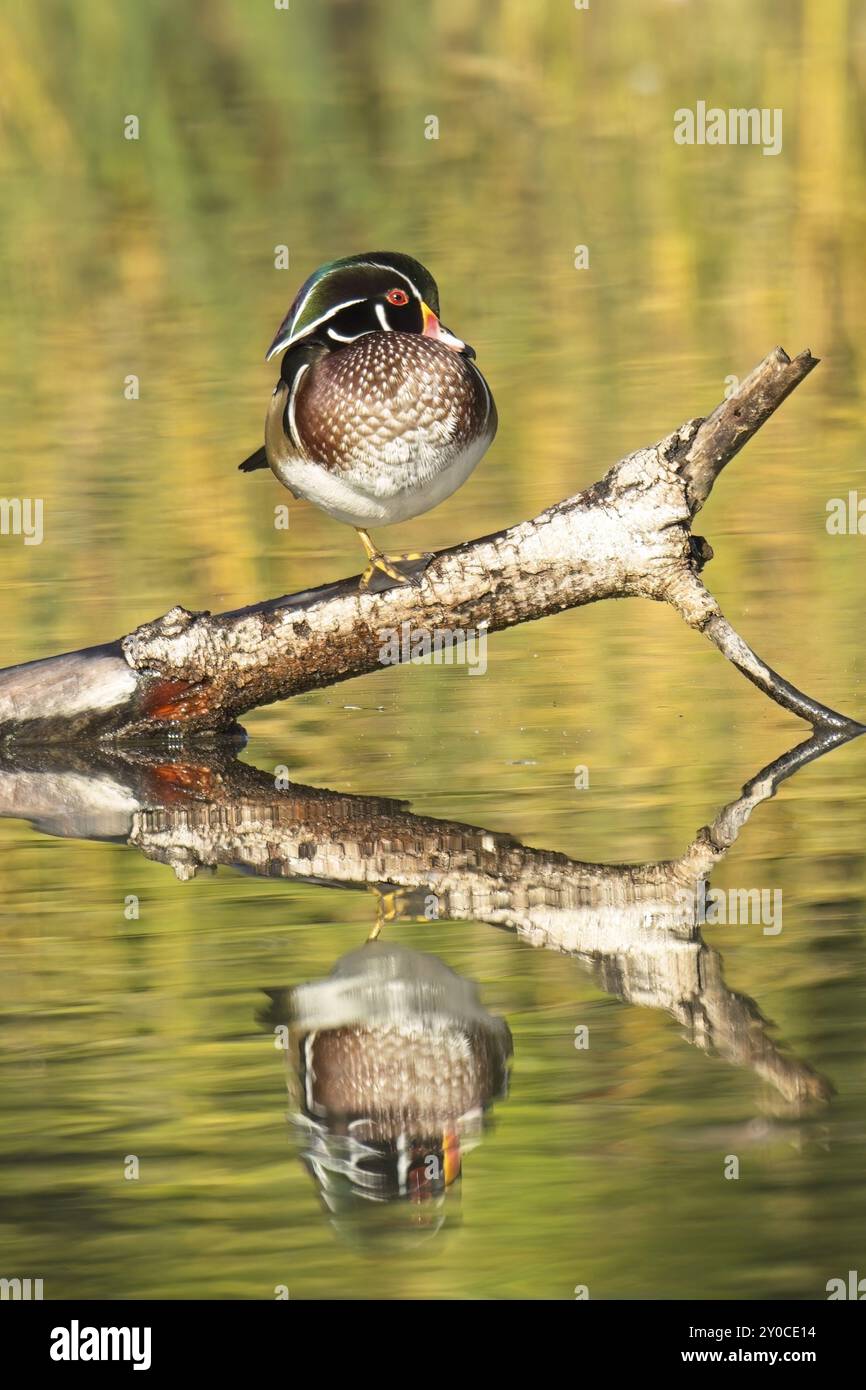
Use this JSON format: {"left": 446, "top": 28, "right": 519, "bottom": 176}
{"left": 0, "top": 346, "right": 858, "bottom": 744}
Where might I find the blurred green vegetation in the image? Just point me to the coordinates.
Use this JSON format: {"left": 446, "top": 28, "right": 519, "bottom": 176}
{"left": 0, "top": 0, "right": 865, "bottom": 1299}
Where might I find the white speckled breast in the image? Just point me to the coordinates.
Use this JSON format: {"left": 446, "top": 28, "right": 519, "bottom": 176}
{"left": 265, "top": 332, "right": 497, "bottom": 528}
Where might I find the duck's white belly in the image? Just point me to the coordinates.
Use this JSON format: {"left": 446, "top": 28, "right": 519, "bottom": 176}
{"left": 272, "top": 429, "right": 491, "bottom": 527}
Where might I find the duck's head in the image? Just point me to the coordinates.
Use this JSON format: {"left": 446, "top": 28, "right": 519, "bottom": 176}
{"left": 265, "top": 251, "right": 474, "bottom": 360}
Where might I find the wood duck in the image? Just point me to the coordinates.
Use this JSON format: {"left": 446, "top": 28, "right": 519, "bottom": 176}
{"left": 239, "top": 252, "right": 497, "bottom": 590}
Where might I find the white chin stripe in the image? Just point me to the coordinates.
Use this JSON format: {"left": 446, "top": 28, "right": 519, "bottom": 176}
{"left": 374, "top": 303, "right": 393, "bottom": 331}
{"left": 326, "top": 326, "right": 368, "bottom": 344}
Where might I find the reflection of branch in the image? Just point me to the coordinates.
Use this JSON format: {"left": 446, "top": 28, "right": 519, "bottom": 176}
{"left": 682, "top": 731, "right": 849, "bottom": 866}
{"left": 0, "top": 348, "right": 861, "bottom": 741}
{"left": 0, "top": 727, "right": 858, "bottom": 1106}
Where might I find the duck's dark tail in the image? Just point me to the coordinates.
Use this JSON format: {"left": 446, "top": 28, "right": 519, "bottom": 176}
{"left": 238, "top": 446, "right": 268, "bottom": 473}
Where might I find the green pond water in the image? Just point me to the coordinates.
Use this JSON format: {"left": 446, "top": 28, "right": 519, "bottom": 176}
{"left": 0, "top": 0, "right": 864, "bottom": 1300}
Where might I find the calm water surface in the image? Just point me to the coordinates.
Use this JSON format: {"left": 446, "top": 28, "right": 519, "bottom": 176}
{"left": 0, "top": 0, "right": 864, "bottom": 1299}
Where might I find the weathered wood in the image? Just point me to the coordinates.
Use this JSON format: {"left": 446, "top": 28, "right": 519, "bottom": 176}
{"left": 0, "top": 346, "right": 858, "bottom": 743}
{"left": 680, "top": 347, "right": 819, "bottom": 511}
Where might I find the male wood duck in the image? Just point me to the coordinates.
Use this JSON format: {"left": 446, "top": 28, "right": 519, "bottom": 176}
{"left": 239, "top": 252, "right": 497, "bottom": 590}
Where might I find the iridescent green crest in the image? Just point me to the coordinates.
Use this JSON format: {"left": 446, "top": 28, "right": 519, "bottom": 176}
{"left": 266, "top": 252, "right": 440, "bottom": 359}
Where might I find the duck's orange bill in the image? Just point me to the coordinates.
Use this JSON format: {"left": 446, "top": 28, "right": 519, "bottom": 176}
{"left": 421, "top": 302, "right": 469, "bottom": 353}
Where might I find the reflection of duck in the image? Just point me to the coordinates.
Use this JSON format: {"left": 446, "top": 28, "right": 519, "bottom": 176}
{"left": 263, "top": 944, "right": 511, "bottom": 1243}
{"left": 0, "top": 731, "right": 846, "bottom": 1109}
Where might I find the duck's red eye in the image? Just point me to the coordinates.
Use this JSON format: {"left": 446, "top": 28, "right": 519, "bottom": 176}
{"left": 386, "top": 288, "right": 409, "bottom": 306}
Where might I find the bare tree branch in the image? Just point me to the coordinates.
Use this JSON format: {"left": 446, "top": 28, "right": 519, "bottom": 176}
{"left": 0, "top": 346, "right": 858, "bottom": 744}
{"left": 680, "top": 346, "right": 819, "bottom": 512}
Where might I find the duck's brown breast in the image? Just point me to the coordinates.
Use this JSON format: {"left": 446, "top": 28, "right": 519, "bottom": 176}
{"left": 294, "top": 331, "right": 493, "bottom": 482}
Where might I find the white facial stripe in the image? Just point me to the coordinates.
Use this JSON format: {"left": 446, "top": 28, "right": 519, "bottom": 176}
{"left": 275, "top": 262, "right": 429, "bottom": 355}
{"left": 273, "top": 296, "right": 366, "bottom": 354}
{"left": 374, "top": 303, "right": 392, "bottom": 331}
{"left": 360, "top": 261, "right": 423, "bottom": 302}
{"left": 289, "top": 262, "right": 423, "bottom": 333}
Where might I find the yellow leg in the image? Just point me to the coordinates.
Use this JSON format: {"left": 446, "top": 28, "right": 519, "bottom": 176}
{"left": 366, "top": 885, "right": 408, "bottom": 942}
{"left": 355, "top": 529, "right": 433, "bottom": 592}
